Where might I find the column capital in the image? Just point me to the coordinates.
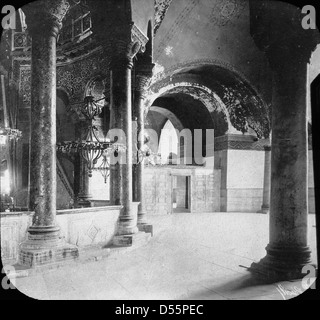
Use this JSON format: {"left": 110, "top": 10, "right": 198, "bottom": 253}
{"left": 106, "top": 24, "right": 149, "bottom": 70}
{"left": 24, "top": 0, "right": 70, "bottom": 38}
{"left": 264, "top": 145, "right": 271, "bottom": 152}
{"left": 134, "top": 60, "right": 155, "bottom": 99}
{"left": 249, "top": 0, "right": 320, "bottom": 72}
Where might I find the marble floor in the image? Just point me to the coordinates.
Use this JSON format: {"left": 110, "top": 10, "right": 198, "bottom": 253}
{"left": 11, "top": 212, "right": 317, "bottom": 300}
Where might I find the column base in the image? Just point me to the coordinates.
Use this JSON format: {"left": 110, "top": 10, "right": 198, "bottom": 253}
{"left": 112, "top": 231, "right": 151, "bottom": 247}
{"left": 137, "top": 223, "right": 153, "bottom": 236}
{"left": 117, "top": 224, "right": 139, "bottom": 235}
{"left": 77, "top": 199, "right": 92, "bottom": 208}
{"left": 249, "top": 244, "right": 313, "bottom": 282}
{"left": 19, "top": 226, "right": 79, "bottom": 268}
{"left": 257, "top": 206, "right": 269, "bottom": 214}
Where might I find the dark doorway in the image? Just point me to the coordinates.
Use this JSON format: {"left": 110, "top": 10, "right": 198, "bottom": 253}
{"left": 172, "top": 175, "right": 191, "bottom": 213}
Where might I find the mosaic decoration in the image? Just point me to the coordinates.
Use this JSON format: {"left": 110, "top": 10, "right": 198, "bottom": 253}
{"left": 214, "top": 137, "right": 270, "bottom": 151}
{"left": 154, "top": 0, "right": 173, "bottom": 35}
{"left": 209, "top": 0, "right": 246, "bottom": 27}
{"left": 19, "top": 67, "right": 31, "bottom": 107}
{"left": 149, "top": 65, "right": 270, "bottom": 139}
{"left": 56, "top": 52, "right": 109, "bottom": 104}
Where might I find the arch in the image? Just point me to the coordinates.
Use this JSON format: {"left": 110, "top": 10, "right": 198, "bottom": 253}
{"left": 151, "top": 58, "right": 264, "bottom": 100}
{"left": 148, "top": 81, "right": 231, "bottom": 132}
{"left": 158, "top": 119, "right": 179, "bottom": 165}
{"left": 148, "top": 61, "right": 270, "bottom": 138}
{"left": 149, "top": 106, "right": 184, "bottom": 133}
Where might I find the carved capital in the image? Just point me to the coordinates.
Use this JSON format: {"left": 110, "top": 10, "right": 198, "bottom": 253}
{"left": 249, "top": 0, "right": 320, "bottom": 72}
{"left": 24, "top": 0, "right": 70, "bottom": 38}
{"left": 134, "top": 64, "right": 155, "bottom": 98}
{"left": 105, "top": 23, "right": 149, "bottom": 70}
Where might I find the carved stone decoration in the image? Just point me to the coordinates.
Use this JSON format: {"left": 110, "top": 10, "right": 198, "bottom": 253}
{"left": 20, "top": 66, "right": 31, "bottom": 107}
{"left": 106, "top": 23, "right": 149, "bottom": 69}
{"left": 154, "top": 0, "right": 173, "bottom": 35}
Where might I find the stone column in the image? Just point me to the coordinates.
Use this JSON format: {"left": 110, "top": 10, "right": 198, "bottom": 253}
{"left": 251, "top": 58, "right": 312, "bottom": 280}
{"left": 248, "top": 1, "right": 319, "bottom": 281}
{"left": 133, "top": 66, "right": 153, "bottom": 228}
{"left": 73, "top": 152, "right": 81, "bottom": 206}
{"left": 109, "top": 37, "right": 144, "bottom": 236}
{"left": 258, "top": 145, "right": 271, "bottom": 214}
{"left": 76, "top": 120, "right": 93, "bottom": 207}
{"left": 77, "top": 157, "right": 93, "bottom": 207}
{"left": 88, "top": 0, "right": 150, "bottom": 240}
{"left": 19, "top": 0, "right": 78, "bottom": 267}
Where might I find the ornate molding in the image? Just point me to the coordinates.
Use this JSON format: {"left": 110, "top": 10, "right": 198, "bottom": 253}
{"left": 214, "top": 135, "right": 270, "bottom": 151}
{"left": 131, "top": 24, "right": 149, "bottom": 53}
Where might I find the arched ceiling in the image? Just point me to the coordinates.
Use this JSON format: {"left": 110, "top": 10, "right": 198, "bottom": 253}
{"left": 149, "top": 64, "right": 270, "bottom": 139}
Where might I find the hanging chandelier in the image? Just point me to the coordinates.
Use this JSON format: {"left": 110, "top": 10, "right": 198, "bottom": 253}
{"left": 57, "top": 94, "right": 126, "bottom": 177}
{"left": 81, "top": 95, "right": 104, "bottom": 121}
{"left": 0, "top": 127, "right": 22, "bottom": 142}
{"left": 92, "top": 151, "right": 110, "bottom": 184}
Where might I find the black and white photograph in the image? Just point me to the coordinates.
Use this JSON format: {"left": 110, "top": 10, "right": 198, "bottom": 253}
{"left": 0, "top": 0, "right": 319, "bottom": 304}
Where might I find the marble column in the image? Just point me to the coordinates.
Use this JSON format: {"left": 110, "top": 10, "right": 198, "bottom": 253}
{"left": 133, "top": 67, "right": 153, "bottom": 227}
{"left": 77, "top": 157, "right": 93, "bottom": 207}
{"left": 250, "top": 51, "right": 315, "bottom": 281}
{"left": 76, "top": 120, "right": 93, "bottom": 207}
{"left": 73, "top": 152, "right": 81, "bottom": 206}
{"left": 248, "top": 1, "right": 320, "bottom": 281}
{"left": 19, "top": 0, "right": 78, "bottom": 267}
{"left": 109, "top": 39, "right": 143, "bottom": 235}
{"left": 258, "top": 145, "right": 271, "bottom": 214}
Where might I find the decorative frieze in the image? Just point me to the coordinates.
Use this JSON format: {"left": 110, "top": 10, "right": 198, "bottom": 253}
{"left": 214, "top": 134, "right": 270, "bottom": 151}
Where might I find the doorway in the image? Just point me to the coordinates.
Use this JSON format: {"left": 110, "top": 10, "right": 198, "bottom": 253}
{"left": 172, "top": 175, "right": 191, "bottom": 213}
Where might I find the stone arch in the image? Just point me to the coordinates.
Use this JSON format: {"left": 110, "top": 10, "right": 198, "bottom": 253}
{"left": 151, "top": 58, "right": 263, "bottom": 99}
{"left": 146, "top": 81, "right": 231, "bottom": 140}
{"left": 149, "top": 106, "right": 185, "bottom": 133}
{"left": 149, "top": 60, "right": 270, "bottom": 138}
{"left": 149, "top": 81, "right": 231, "bottom": 130}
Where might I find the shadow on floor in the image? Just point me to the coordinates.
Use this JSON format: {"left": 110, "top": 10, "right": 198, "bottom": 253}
{"left": 187, "top": 271, "right": 280, "bottom": 300}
